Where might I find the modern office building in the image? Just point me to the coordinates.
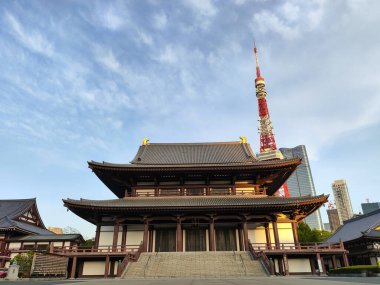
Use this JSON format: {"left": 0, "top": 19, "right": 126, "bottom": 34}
{"left": 279, "top": 145, "right": 323, "bottom": 230}
{"left": 327, "top": 208, "right": 341, "bottom": 232}
{"left": 361, "top": 202, "right": 380, "bottom": 215}
{"left": 323, "top": 223, "right": 331, "bottom": 232}
{"left": 332, "top": 180, "right": 354, "bottom": 223}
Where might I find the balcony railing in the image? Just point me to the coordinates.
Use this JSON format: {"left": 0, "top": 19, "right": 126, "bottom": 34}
{"left": 52, "top": 245, "right": 141, "bottom": 255}
{"left": 250, "top": 242, "right": 345, "bottom": 252}
{"left": 128, "top": 185, "right": 267, "bottom": 197}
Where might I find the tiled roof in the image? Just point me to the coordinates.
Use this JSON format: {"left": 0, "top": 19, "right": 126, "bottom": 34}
{"left": 0, "top": 198, "right": 53, "bottom": 235}
{"left": 9, "top": 234, "right": 84, "bottom": 242}
{"left": 130, "top": 142, "right": 257, "bottom": 165}
{"left": 64, "top": 195, "right": 327, "bottom": 209}
{"left": 0, "top": 199, "right": 36, "bottom": 221}
{"left": 325, "top": 209, "right": 380, "bottom": 243}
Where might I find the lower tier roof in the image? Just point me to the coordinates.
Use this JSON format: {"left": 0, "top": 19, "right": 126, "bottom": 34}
{"left": 63, "top": 195, "right": 328, "bottom": 224}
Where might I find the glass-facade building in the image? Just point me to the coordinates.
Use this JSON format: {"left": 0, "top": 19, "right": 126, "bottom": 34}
{"left": 361, "top": 202, "right": 380, "bottom": 214}
{"left": 279, "top": 145, "right": 323, "bottom": 230}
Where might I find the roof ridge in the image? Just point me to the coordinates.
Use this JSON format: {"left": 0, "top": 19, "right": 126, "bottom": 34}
{"left": 146, "top": 141, "right": 244, "bottom": 145}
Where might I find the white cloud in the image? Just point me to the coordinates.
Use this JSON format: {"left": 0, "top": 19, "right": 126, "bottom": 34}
{"left": 153, "top": 12, "right": 168, "bottom": 30}
{"left": 280, "top": 2, "right": 300, "bottom": 22}
{"left": 95, "top": 48, "right": 121, "bottom": 72}
{"left": 136, "top": 30, "right": 153, "bottom": 46}
{"left": 154, "top": 45, "right": 178, "bottom": 64}
{"left": 99, "top": 6, "right": 125, "bottom": 30}
{"left": 184, "top": 0, "right": 217, "bottom": 17}
{"left": 253, "top": 10, "right": 300, "bottom": 40}
{"left": 5, "top": 12, "right": 54, "bottom": 56}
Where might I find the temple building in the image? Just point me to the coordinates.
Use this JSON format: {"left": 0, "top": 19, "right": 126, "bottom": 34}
{"left": 0, "top": 199, "right": 83, "bottom": 268}
{"left": 63, "top": 139, "right": 348, "bottom": 277}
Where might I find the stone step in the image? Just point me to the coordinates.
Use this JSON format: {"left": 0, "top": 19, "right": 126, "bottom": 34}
{"left": 123, "top": 251, "right": 267, "bottom": 278}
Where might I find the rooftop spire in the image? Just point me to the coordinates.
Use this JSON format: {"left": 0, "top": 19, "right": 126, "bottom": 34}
{"left": 253, "top": 41, "right": 262, "bottom": 79}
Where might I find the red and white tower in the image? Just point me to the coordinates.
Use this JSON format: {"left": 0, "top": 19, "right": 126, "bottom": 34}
{"left": 253, "top": 43, "right": 284, "bottom": 161}
{"left": 253, "top": 43, "right": 290, "bottom": 197}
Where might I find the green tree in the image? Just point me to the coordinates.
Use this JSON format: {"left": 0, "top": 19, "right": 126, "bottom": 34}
{"left": 11, "top": 251, "right": 34, "bottom": 277}
{"left": 82, "top": 238, "right": 95, "bottom": 247}
{"left": 298, "top": 222, "right": 331, "bottom": 244}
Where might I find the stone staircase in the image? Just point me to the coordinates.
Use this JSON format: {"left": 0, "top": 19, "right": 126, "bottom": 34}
{"left": 123, "top": 251, "right": 267, "bottom": 278}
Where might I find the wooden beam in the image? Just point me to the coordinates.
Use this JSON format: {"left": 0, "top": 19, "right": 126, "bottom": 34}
{"left": 94, "top": 225, "right": 101, "bottom": 248}
{"left": 143, "top": 219, "right": 149, "bottom": 252}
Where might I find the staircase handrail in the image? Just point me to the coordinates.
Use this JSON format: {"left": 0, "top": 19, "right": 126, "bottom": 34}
{"left": 117, "top": 242, "right": 144, "bottom": 277}
{"left": 248, "top": 240, "right": 274, "bottom": 275}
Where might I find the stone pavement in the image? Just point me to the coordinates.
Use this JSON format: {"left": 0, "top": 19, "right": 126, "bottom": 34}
{"left": 1, "top": 277, "right": 380, "bottom": 285}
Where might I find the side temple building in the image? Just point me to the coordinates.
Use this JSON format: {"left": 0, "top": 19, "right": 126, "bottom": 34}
{"left": 62, "top": 140, "right": 348, "bottom": 277}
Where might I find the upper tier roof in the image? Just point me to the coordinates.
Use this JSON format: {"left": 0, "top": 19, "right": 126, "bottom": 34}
{"left": 130, "top": 142, "right": 257, "bottom": 165}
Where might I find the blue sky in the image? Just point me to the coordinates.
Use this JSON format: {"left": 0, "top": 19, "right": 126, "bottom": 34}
{"left": 1, "top": 0, "right": 379, "bottom": 238}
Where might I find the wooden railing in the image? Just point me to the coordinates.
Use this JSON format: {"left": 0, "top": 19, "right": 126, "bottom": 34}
{"left": 117, "top": 242, "right": 144, "bottom": 277}
{"left": 127, "top": 185, "right": 268, "bottom": 197}
{"left": 248, "top": 241, "right": 274, "bottom": 275}
{"left": 51, "top": 245, "right": 141, "bottom": 255}
{"left": 250, "top": 242, "right": 344, "bottom": 251}
{"left": 0, "top": 250, "right": 11, "bottom": 257}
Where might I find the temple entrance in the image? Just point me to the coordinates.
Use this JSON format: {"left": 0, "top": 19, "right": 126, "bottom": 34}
{"left": 215, "top": 227, "right": 237, "bottom": 251}
{"left": 155, "top": 228, "right": 176, "bottom": 252}
{"left": 185, "top": 228, "right": 206, "bottom": 251}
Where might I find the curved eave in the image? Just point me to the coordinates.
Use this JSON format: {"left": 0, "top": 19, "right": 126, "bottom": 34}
{"left": 88, "top": 158, "right": 301, "bottom": 171}
{"left": 88, "top": 159, "right": 301, "bottom": 198}
{"left": 63, "top": 194, "right": 328, "bottom": 224}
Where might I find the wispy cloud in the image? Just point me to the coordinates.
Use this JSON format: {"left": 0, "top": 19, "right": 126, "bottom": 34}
{"left": 4, "top": 12, "right": 54, "bottom": 56}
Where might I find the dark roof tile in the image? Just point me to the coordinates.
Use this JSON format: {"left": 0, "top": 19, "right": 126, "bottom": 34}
{"left": 325, "top": 209, "right": 380, "bottom": 243}
{"left": 130, "top": 142, "right": 256, "bottom": 165}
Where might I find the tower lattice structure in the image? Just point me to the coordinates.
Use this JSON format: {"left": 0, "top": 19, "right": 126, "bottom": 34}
{"left": 253, "top": 43, "right": 289, "bottom": 197}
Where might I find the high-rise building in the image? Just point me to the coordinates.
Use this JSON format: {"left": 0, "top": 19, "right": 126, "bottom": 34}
{"left": 332, "top": 180, "right": 354, "bottom": 223}
{"left": 279, "top": 145, "right": 323, "bottom": 230}
{"left": 323, "top": 223, "right": 331, "bottom": 232}
{"left": 327, "top": 208, "right": 341, "bottom": 232}
{"left": 361, "top": 202, "right": 380, "bottom": 214}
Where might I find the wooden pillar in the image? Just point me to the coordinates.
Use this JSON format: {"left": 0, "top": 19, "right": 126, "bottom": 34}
{"left": 70, "top": 256, "right": 77, "bottom": 279}
{"left": 342, "top": 252, "right": 349, "bottom": 267}
{"left": 209, "top": 217, "right": 215, "bottom": 251}
{"left": 283, "top": 254, "right": 289, "bottom": 276}
{"left": 148, "top": 226, "right": 154, "bottom": 252}
{"left": 242, "top": 221, "right": 249, "bottom": 251}
{"left": 94, "top": 225, "right": 101, "bottom": 248}
{"left": 104, "top": 255, "right": 110, "bottom": 278}
{"left": 121, "top": 225, "right": 127, "bottom": 252}
{"left": 265, "top": 223, "right": 271, "bottom": 249}
{"left": 332, "top": 255, "right": 337, "bottom": 269}
{"left": 316, "top": 253, "right": 325, "bottom": 275}
{"left": 109, "top": 261, "right": 115, "bottom": 277}
{"left": 272, "top": 222, "right": 280, "bottom": 249}
{"left": 310, "top": 257, "right": 316, "bottom": 275}
{"left": 291, "top": 221, "right": 299, "bottom": 247}
{"left": 176, "top": 217, "right": 183, "bottom": 252}
{"left": 278, "top": 258, "right": 284, "bottom": 276}
{"left": 112, "top": 222, "right": 119, "bottom": 251}
{"left": 143, "top": 219, "right": 149, "bottom": 252}
{"left": 238, "top": 226, "right": 244, "bottom": 251}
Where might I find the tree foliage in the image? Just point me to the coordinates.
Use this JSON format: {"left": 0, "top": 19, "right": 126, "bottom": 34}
{"left": 298, "top": 222, "right": 332, "bottom": 244}
{"left": 11, "top": 251, "right": 34, "bottom": 277}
